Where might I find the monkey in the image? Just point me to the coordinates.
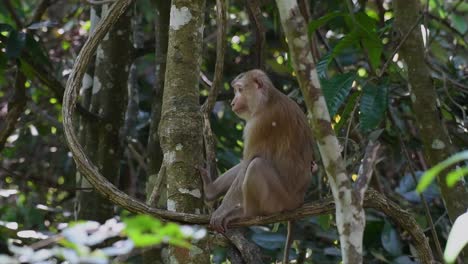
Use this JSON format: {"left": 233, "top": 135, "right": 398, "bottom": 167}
{"left": 199, "top": 69, "right": 315, "bottom": 263}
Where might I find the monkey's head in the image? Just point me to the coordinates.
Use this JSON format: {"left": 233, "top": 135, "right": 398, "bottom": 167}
{"left": 230, "top": 69, "right": 272, "bottom": 120}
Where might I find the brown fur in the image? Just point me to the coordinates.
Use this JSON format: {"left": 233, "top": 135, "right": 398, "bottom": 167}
{"left": 200, "top": 69, "right": 314, "bottom": 234}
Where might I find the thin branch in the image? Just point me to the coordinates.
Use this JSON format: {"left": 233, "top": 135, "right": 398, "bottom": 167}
{"left": 4, "top": 0, "right": 24, "bottom": 28}
{"left": 0, "top": 66, "right": 26, "bottom": 151}
{"left": 127, "top": 142, "right": 148, "bottom": 173}
{"left": 355, "top": 140, "right": 380, "bottom": 201}
{"left": 399, "top": 136, "right": 444, "bottom": 261}
{"left": 0, "top": 35, "right": 99, "bottom": 121}
{"left": 443, "top": 73, "right": 466, "bottom": 122}
{"left": 87, "top": 0, "right": 116, "bottom": 5}
{"left": 427, "top": 13, "right": 465, "bottom": 40}
{"left": 201, "top": 0, "right": 227, "bottom": 113}
{"left": 200, "top": 0, "right": 227, "bottom": 180}
{"left": 245, "top": 0, "right": 265, "bottom": 68}
{"left": 146, "top": 166, "right": 166, "bottom": 206}
{"left": 27, "top": 0, "right": 58, "bottom": 26}
{"left": 378, "top": 15, "right": 423, "bottom": 78}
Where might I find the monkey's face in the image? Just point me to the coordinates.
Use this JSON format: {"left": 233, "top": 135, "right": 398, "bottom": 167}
{"left": 231, "top": 86, "right": 250, "bottom": 119}
{"left": 231, "top": 80, "right": 252, "bottom": 120}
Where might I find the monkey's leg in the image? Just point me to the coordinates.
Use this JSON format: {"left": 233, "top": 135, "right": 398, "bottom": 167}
{"left": 201, "top": 163, "right": 241, "bottom": 201}
{"left": 209, "top": 164, "right": 251, "bottom": 233}
{"left": 242, "top": 157, "right": 297, "bottom": 216}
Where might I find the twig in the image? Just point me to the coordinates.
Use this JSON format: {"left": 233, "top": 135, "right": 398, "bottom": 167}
{"left": 355, "top": 140, "right": 380, "bottom": 201}
{"left": 427, "top": 13, "right": 465, "bottom": 40}
{"left": 4, "top": 0, "right": 23, "bottom": 28}
{"left": 27, "top": 0, "right": 58, "bottom": 26}
{"left": 146, "top": 166, "right": 165, "bottom": 206}
{"left": 443, "top": 73, "right": 466, "bottom": 122}
{"left": 343, "top": 95, "right": 360, "bottom": 163}
{"left": 245, "top": 0, "right": 265, "bottom": 69}
{"left": 200, "top": 0, "right": 227, "bottom": 180}
{"left": 399, "top": 137, "right": 444, "bottom": 261}
{"left": 127, "top": 142, "right": 148, "bottom": 172}
{"left": 201, "top": 0, "right": 227, "bottom": 113}
{"left": 87, "top": 0, "right": 116, "bottom": 5}
{"left": 0, "top": 65, "right": 26, "bottom": 151}
{"left": 378, "top": 14, "right": 423, "bottom": 78}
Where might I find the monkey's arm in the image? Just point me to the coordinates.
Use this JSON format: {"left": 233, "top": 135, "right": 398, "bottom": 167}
{"left": 201, "top": 163, "right": 241, "bottom": 201}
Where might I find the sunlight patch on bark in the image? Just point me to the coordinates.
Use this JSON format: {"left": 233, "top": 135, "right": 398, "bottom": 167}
{"left": 170, "top": 6, "right": 192, "bottom": 30}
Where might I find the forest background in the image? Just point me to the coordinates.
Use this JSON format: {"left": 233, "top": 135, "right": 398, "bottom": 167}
{"left": 0, "top": 0, "right": 467, "bottom": 263}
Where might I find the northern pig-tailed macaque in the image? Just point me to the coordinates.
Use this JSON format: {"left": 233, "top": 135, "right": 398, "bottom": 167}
{"left": 200, "top": 69, "right": 315, "bottom": 263}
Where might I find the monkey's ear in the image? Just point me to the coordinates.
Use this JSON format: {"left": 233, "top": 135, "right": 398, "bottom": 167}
{"left": 253, "top": 77, "right": 264, "bottom": 89}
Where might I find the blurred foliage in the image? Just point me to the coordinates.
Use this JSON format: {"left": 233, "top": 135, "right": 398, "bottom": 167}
{"left": 0, "top": 0, "right": 466, "bottom": 263}
{"left": 0, "top": 215, "right": 204, "bottom": 264}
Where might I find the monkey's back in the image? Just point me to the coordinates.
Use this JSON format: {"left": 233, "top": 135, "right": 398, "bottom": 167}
{"left": 244, "top": 91, "right": 313, "bottom": 198}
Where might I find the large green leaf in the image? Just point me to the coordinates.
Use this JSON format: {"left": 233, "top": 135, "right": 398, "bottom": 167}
{"left": 359, "top": 83, "right": 388, "bottom": 132}
{"left": 320, "top": 72, "right": 356, "bottom": 116}
{"left": 308, "top": 11, "right": 347, "bottom": 36}
{"left": 417, "top": 150, "right": 468, "bottom": 192}
{"left": 328, "top": 29, "right": 360, "bottom": 66}
{"left": 316, "top": 53, "right": 331, "bottom": 79}
{"left": 355, "top": 12, "right": 383, "bottom": 69}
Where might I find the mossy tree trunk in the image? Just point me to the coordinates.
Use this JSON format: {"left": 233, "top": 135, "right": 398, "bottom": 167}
{"left": 393, "top": 0, "right": 468, "bottom": 224}
{"left": 157, "top": 0, "right": 209, "bottom": 263}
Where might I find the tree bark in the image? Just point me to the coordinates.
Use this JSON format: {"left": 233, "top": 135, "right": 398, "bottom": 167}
{"left": 78, "top": 3, "right": 133, "bottom": 222}
{"left": 393, "top": 0, "right": 468, "bottom": 261}
{"left": 393, "top": 0, "right": 468, "bottom": 225}
{"left": 158, "top": 0, "right": 209, "bottom": 263}
{"left": 146, "top": 0, "right": 170, "bottom": 208}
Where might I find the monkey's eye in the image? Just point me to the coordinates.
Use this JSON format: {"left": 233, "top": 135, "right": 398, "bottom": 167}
{"left": 238, "top": 87, "right": 244, "bottom": 93}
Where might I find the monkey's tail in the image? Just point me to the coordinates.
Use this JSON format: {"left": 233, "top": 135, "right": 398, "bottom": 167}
{"left": 282, "top": 221, "right": 293, "bottom": 264}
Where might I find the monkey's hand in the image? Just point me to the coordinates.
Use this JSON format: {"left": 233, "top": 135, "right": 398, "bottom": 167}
{"left": 196, "top": 165, "right": 212, "bottom": 185}
{"left": 210, "top": 210, "right": 227, "bottom": 233}
{"left": 210, "top": 206, "right": 242, "bottom": 233}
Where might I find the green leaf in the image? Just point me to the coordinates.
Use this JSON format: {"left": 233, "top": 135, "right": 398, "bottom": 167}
{"left": 444, "top": 211, "right": 468, "bottom": 263}
{"left": 449, "top": 14, "right": 468, "bottom": 34}
{"left": 446, "top": 167, "right": 468, "bottom": 187}
{"left": 321, "top": 72, "right": 356, "bottom": 116}
{"left": 316, "top": 53, "right": 331, "bottom": 79}
{"left": 308, "top": 11, "right": 347, "bottom": 36}
{"left": 317, "top": 214, "right": 332, "bottom": 230}
{"left": 359, "top": 83, "right": 388, "bottom": 132}
{"left": 381, "top": 221, "right": 402, "bottom": 256}
{"left": 0, "top": 23, "right": 14, "bottom": 33}
{"left": 123, "top": 215, "right": 190, "bottom": 248}
{"left": 334, "top": 91, "right": 360, "bottom": 132}
{"left": 361, "top": 32, "right": 382, "bottom": 70}
{"left": 355, "top": 12, "right": 382, "bottom": 69}
{"left": 328, "top": 29, "right": 360, "bottom": 66}
{"left": 416, "top": 150, "right": 468, "bottom": 192}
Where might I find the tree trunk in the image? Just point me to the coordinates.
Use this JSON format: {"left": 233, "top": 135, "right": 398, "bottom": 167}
{"left": 143, "top": 2, "right": 170, "bottom": 263}
{"left": 78, "top": 4, "right": 133, "bottom": 222}
{"left": 275, "top": 1, "right": 366, "bottom": 263}
{"left": 393, "top": 0, "right": 468, "bottom": 261}
{"left": 146, "top": 0, "right": 170, "bottom": 209}
{"left": 158, "top": 0, "right": 209, "bottom": 263}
